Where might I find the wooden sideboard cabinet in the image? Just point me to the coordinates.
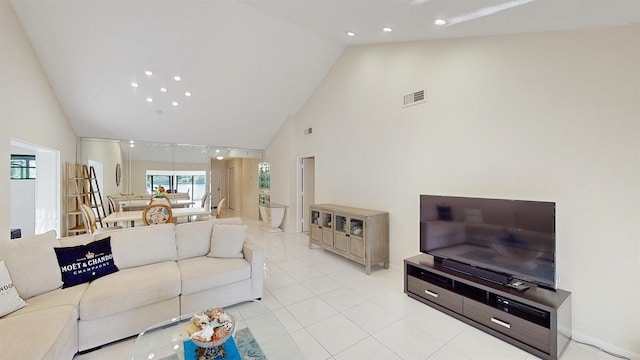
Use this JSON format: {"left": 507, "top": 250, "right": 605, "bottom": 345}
{"left": 309, "top": 204, "right": 389, "bottom": 274}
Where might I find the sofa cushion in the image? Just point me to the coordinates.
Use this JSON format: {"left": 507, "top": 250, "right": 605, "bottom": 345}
{"left": 208, "top": 224, "right": 247, "bottom": 259}
{"left": 0, "top": 305, "right": 77, "bottom": 360}
{"left": 0, "top": 230, "right": 62, "bottom": 299}
{"left": 58, "top": 233, "right": 95, "bottom": 247}
{"left": 6, "top": 283, "right": 88, "bottom": 318}
{"left": 54, "top": 237, "right": 119, "bottom": 288}
{"left": 176, "top": 218, "right": 244, "bottom": 260}
{"left": 0, "top": 260, "right": 27, "bottom": 316}
{"left": 79, "top": 261, "right": 181, "bottom": 320}
{"left": 178, "top": 257, "right": 251, "bottom": 295}
{"left": 106, "top": 224, "right": 177, "bottom": 269}
{"left": 175, "top": 220, "right": 214, "bottom": 260}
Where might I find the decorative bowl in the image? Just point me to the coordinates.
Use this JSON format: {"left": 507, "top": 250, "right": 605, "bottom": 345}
{"left": 185, "top": 309, "right": 236, "bottom": 348}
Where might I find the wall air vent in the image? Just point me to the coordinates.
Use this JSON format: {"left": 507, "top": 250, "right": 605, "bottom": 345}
{"left": 403, "top": 89, "right": 425, "bottom": 108}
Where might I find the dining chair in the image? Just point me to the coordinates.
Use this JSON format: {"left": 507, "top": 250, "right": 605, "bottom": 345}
{"left": 106, "top": 195, "right": 119, "bottom": 213}
{"left": 80, "top": 203, "right": 122, "bottom": 234}
{"left": 216, "top": 197, "right": 226, "bottom": 218}
{"left": 200, "top": 192, "right": 211, "bottom": 209}
{"left": 196, "top": 192, "right": 212, "bottom": 221}
{"left": 142, "top": 204, "right": 174, "bottom": 225}
{"left": 104, "top": 195, "right": 123, "bottom": 227}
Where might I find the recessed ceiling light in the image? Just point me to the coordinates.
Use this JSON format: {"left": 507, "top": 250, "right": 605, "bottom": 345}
{"left": 347, "top": 31, "right": 355, "bottom": 37}
{"left": 146, "top": 97, "right": 153, "bottom": 102}
{"left": 160, "top": 87, "right": 167, "bottom": 92}
{"left": 185, "top": 91, "right": 191, "bottom": 97}
{"left": 130, "top": 82, "right": 139, "bottom": 88}
{"left": 215, "top": 149, "right": 220, "bottom": 153}
{"left": 174, "top": 76, "right": 181, "bottom": 81}
{"left": 144, "top": 70, "right": 153, "bottom": 76}
{"left": 382, "top": 27, "right": 393, "bottom": 32}
{"left": 434, "top": 19, "right": 447, "bottom": 26}
{"left": 171, "top": 101, "right": 179, "bottom": 106}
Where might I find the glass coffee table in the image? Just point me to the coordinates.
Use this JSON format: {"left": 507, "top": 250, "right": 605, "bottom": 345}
{"left": 130, "top": 301, "right": 302, "bottom": 360}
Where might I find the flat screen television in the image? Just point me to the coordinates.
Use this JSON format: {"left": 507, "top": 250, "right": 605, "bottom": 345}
{"left": 420, "top": 195, "right": 556, "bottom": 290}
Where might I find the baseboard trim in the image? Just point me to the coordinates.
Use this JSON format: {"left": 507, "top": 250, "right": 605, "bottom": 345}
{"left": 389, "top": 263, "right": 402, "bottom": 273}
{"left": 572, "top": 330, "right": 638, "bottom": 360}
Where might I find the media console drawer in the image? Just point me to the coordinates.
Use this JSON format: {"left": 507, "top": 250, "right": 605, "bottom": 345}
{"left": 463, "top": 298, "right": 551, "bottom": 354}
{"left": 407, "top": 276, "right": 463, "bottom": 313}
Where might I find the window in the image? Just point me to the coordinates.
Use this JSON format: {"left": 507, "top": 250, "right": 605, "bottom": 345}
{"left": 10, "top": 154, "right": 36, "bottom": 180}
{"left": 147, "top": 175, "right": 172, "bottom": 193}
{"left": 259, "top": 162, "right": 270, "bottom": 190}
{"left": 146, "top": 170, "right": 207, "bottom": 206}
{"left": 177, "top": 175, "right": 206, "bottom": 200}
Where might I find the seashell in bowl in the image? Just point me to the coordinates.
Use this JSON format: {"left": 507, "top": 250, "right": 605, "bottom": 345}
{"left": 185, "top": 308, "right": 235, "bottom": 348}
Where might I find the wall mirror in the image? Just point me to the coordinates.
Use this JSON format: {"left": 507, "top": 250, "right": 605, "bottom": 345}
{"left": 77, "top": 137, "right": 263, "bottom": 209}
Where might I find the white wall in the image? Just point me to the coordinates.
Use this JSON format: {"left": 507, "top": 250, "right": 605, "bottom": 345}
{"left": 81, "top": 139, "right": 123, "bottom": 197}
{"left": 265, "top": 116, "right": 297, "bottom": 231}
{"left": 1, "top": 0, "right": 77, "bottom": 239}
{"left": 9, "top": 180, "right": 35, "bottom": 236}
{"left": 266, "top": 26, "right": 640, "bottom": 358}
{"left": 33, "top": 147, "right": 59, "bottom": 234}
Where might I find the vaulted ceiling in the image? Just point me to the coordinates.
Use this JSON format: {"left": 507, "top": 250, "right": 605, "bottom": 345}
{"left": 10, "top": 0, "right": 640, "bottom": 151}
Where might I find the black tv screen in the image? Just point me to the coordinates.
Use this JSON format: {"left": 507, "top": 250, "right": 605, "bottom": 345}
{"left": 420, "top": 195, "right": 556, "bottom": 289}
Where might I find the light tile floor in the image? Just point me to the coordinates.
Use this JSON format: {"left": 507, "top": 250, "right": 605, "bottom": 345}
{"left": 76, "top": 218, "right": 620, "bottom": 360}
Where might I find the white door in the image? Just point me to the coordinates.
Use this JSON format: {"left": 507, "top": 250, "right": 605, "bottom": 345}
{"left": 301, "top": 157, "right": 315, "bottom": 232}
{"left": 211, "top": 168, "right": 222, "bottom": 207}
{"left": 228, "top": 167, "right": 235, "bottom": 210}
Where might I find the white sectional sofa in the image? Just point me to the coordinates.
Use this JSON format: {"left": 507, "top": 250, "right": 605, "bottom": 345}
{"left": 0, "top": 217, "right": 264, "bottom": 359}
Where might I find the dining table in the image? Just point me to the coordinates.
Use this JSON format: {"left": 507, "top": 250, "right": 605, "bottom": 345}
{"left": 119, "top": 199, "right": 195, "bottom": 211}
{"left": 102, "top": 208, "right": 210, "bottom": 227}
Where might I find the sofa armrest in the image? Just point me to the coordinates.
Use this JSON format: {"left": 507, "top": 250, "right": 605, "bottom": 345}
{"left": 242, "top": 242, "right": 264, "bottom": 300}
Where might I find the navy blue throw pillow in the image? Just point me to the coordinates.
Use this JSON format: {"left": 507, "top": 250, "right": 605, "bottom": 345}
{"left": 437, "top": 206, "right": 453, "bottom": 221}
{"left": 54, "top": 237, "right": 119, "bottom": 288}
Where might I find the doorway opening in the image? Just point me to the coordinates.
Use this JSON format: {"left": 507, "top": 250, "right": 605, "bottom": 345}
{"left": 10, "top": 139, "right": 60, "bottom": 237}
{"left": 298, "top": 157, "right": 315, "bottom": 233}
